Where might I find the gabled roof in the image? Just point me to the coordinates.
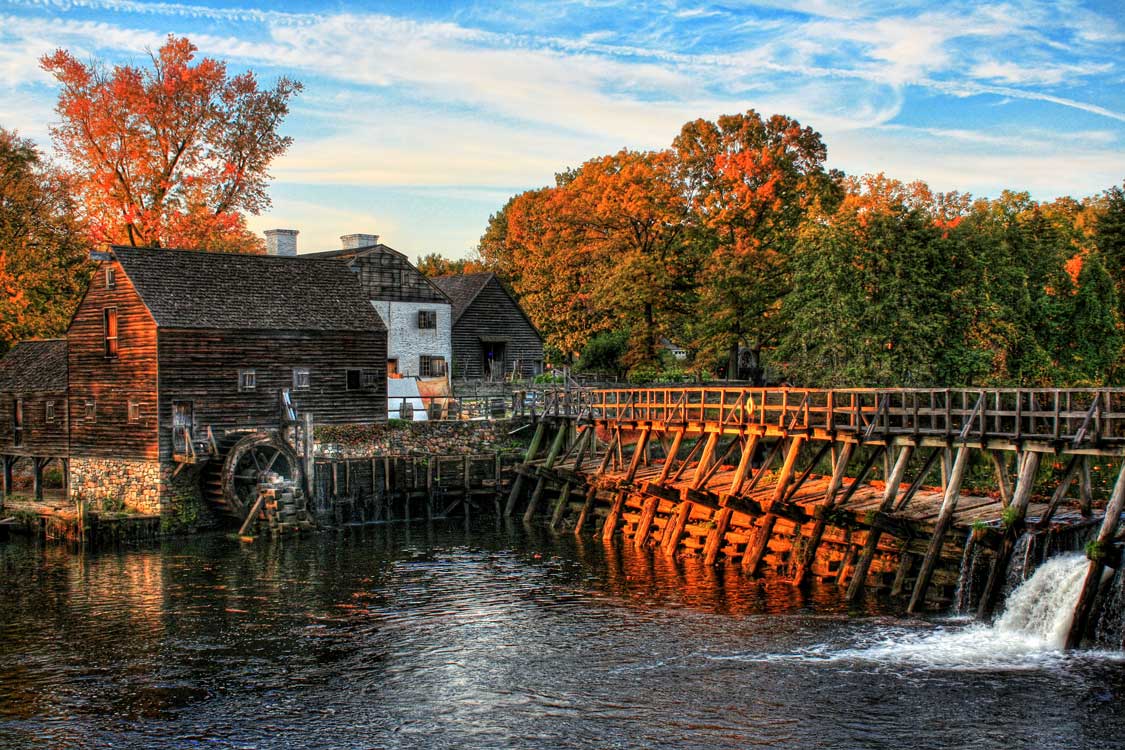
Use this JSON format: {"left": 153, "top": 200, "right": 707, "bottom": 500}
{"left": 0, "top": 339, "right": 68, "bottom": 392}
{"left": 303, "top": 243, "right": 451, "bottom": 305}
{"left": 110, "top": 246, "right": 384, "bottom": 332}
{"left": 430, "top": 272, "right": 496, "bottom": 321}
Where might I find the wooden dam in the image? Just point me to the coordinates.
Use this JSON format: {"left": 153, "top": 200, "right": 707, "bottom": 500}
{"left": 506, "top": 386, "right": 1125, "bottom": 648}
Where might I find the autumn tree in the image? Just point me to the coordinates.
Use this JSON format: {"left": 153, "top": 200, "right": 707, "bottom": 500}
{"left": 674, "top": 110, "right": 837, "bottom": 378}
{"left": 41, "top": 35, "right": 301, "bottom": 253}
{"left": 416, "top": 252, "right": 486, "bottom": 277}
{"left": 0, "top": 128, "right": 91, "bottom": 353}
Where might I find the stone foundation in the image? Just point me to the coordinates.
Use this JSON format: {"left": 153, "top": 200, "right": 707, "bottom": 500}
{"left": 69, "top": 457, "right": 165, "bottom": 514}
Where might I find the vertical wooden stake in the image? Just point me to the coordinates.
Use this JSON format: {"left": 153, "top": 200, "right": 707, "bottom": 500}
{"left": 574, "top": 485, "right": 598, "bottom": 536}
{"left": 549, "top": 482, "right": 572, "bottom": 530}
{"left": 662, "top": 500, "right": 693, "bottom": 558}
{"left": 978, "top": 450, "right": 1043, "bottom": 618}
{"left": 656, "top": 431, "right": 685, "bottom": 483}
{"left": 743, "top": 437, "right": 805, "bottom": 575}
{"left": 846, "top": 445, "right": 914, "bottom": 601}
{"left": 1066, "top": 459, "right": 1125, "bottom": 649}
{"left": 908, "top": 445, "right": 971, "bottom": 614}
{"left": 703, "top": 507, "right": 733, "bottom": 565}
{"left": 792, "top": 441, "right": 856, "bottom": 585}
{"left": 602, "top": 490, "right": 627, "bottom": 541}
{"left": 634, "top": 496, "right": 659, "bottom": 550}
{"left": 1080, "top": 455, "right": 1093, "bottom": 517}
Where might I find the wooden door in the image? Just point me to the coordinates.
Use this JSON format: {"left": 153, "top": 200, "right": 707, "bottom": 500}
{"left": 172, "top": 400, "right": 193, "bottom": 454}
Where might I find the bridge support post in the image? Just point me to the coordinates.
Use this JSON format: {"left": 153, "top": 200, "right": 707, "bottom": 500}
{"left": 978, "top": 450, "right": 1043, "bottom": 618}
{"left": 505, "top": 420, "right": 547, "bottom": 516}
{"left": 743, "top": 437, "right": 805, "bottom": 575}
{"left": 634, "top": 496, "right": 660, "bottom": 549}
{"left": 549, "top": 483, "right": 572, "bottom": 531}
{"left": 846, "top": 445, "right": 914, "bottom": 600}
{"left": 574, "top": 485, "right": 598, "bottom": 536}
{"left": 1066, "top": 458, "right": 1125, "bottom": 649}
{"left": 908, "top": 445, "right": 970, "bottom": 614}
{"left": 523, "top": 425, "right": 569, "bottom": 523}
{"left": 662, "top": 500, "right": 693, "bottom": 557}
{"left": 792, "top": 441, "right": 856, "bottom": 586}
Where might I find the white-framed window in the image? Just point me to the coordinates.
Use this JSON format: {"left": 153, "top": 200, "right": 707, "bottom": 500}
{"left": 128, "top": 401, "right": 141, "bottom": 423}
{"left": 293, "top": 367, "right": 310, "bottom": 390}
{"left": 45, "top": 400, "right": 56, "bottom": 424}
{"left": 105, "top": 267, "right": 117, "bottom": 290}
{"left": 418, "top": 310, "right": 437, "bottom": 329}
{"left": 420, "top": 355, "right": 446, "bottom": 378}
{"left": 239, "top": 369, "right": 256, "bottom": 391}
{"left": 84, "top": 399, "right": 96, "bottom": 423}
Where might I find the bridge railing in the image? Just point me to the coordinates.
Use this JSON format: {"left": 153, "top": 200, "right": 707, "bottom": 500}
{"left": 583, "top": 387, "right": 1125, "bottom": 446}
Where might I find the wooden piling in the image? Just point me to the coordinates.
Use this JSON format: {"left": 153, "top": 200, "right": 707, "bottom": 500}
{"left": 977, "top": 450, "right": 1042, "bottom": 618}
{"left": 505, "top": 420, "right": 547, "bottom": 516}
{"left": 574, "top": 485, "right": 598, "bottom": 536}
{"left": 907, "top": 444, "right": 970, "bottom": 613}
{"left": 792, "top": 441, "right": 856, "bottom": 586}
{"left": 743, "top": 437, "right": 805, "bottom": 575}
{"left": 634, "top": 496, "right": 659, "bottom": 549}
{"left": 846, "top": 445, "right": 914, "bottom": 600}
{"left": 549, "top": 482, "right": 572, "bottom": 531}
{"left": 1065, "top": 459, "right": 1125, "bottom": 649}
{"left": 662, "top": 500, "right": 693, "bottom": 557}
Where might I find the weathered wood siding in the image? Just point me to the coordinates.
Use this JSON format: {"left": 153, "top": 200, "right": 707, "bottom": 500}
{"left": 351, "top": 250, "right": 449, "bottom": 304}
{"left": 452, "top": 276, "right": 544, "bottom": 379}
{"left": 68, "top": 261, "right": 160, "bottom": 460}
{"left": 157, "top": 328, "right": 387, "bottom": 461}
{"left": 0, "top": 392, "right": 68, "bottom": 456}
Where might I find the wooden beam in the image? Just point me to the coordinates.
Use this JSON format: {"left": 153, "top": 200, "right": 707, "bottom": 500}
{"left": 989, "top": 450, "right": 1013, "bottom": 509}
{"left": 661, "top": 500, "right": 693, "bottom": 558}
{"left": 1035, "top": 454, "right": 1082, "bottom": 530}
{"left": 1080, "top": 455, "right": 1093, "bottom": 517}
{"left": 792, "top": 441, "right": 858, "bottom": 586}
{"left": 907, "top": 445, "right": 971, "bottom": 614}
{"left": 549, "top": 482, "right": 572, "bottom": 531}
{"left": 743, "top": 437, "right": 805, "bottom": 575}
{"left": 727, "top": 434, "right": 760, "bottom": 497}
{"left": 977, "top": 450, "right": 1043, "bottom": 618}
{"left": 656, "top": 430, "right": 685, "bottom": 483}
{"left": 574, "top": 485, "right": 598, "bottom": 536}
{"left": 602, "top": 490, "right": 628, "bottom": 541}
{"left": 846, "top": 445, "right": 914, "bottom": 601}
{"left": 689, "top": 432, "right": 720, "bottom": 489}
{"left": 624, "top": 428, "right": 651, "bottom": 483}
{"left": 634, "top": 495, "right": 660, "bottom": 549}
{"left": 703, "top": 507, "right": 733, "bottom": 565}
{"left": 1066, "top": 458, "right": 1125, "bottom": 649}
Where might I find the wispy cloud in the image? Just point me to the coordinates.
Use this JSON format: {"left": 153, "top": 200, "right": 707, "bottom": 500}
{"left": 0, "top": 0, "right": 1122, "bottom": 255}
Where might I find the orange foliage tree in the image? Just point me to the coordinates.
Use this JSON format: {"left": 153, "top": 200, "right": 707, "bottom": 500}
{"left": 0, "top": 128, "right": 91, "bottom": 353}
{"left": 40, "top": 35, "right": 301, "bottom": 253}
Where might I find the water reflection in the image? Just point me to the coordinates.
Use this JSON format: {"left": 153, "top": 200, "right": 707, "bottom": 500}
{"left": 0, "top": 521, "right": 1121, "bottom": 750}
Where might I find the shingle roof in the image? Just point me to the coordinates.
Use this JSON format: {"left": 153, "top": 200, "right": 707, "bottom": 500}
{"left": 111, "top": 246, "right": 384, "bottom": 332}
{"left": 430, "top": 272, "right": 494, "bottom": 321}
{"left": 0, "top": 339, "right": 68, "bottom": 392}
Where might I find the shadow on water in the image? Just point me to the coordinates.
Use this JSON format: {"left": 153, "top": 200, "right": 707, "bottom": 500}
{"left": 0, "top": 520, "right": 1122, "bottom": 750}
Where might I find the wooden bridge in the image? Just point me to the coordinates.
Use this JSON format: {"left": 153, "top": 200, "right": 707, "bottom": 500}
{"left": 507, "top": 386, "right": 1125, "bottom": 649}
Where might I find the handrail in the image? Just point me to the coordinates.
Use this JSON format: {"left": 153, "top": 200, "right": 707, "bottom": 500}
{"left": 571, "top": 386, "right": 1124, "bottom": 447}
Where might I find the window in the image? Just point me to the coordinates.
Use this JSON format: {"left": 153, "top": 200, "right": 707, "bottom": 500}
{"left": 346, "top": 369, "right": 364, "bottom": 391}
{"left": 417, "top": 310, "right": 437, "bottom": 329}
{"left": 103, "top": 307, "right": 118, "bottom": 358}
{"left": 362, "top": 370, "right": 379, "bottom": 388}
{"left": 84, "top": 399, "right": 96, "bottom": 423}
{"left": 45, "top": 400, "right": 56, "bottom": 424}
{"left": 293, "top": 367, "right": 310, "bottom": 390}
{"left": 128, "top": 401, "right": 141, "bottom": 423}
{"left": 105, "top": 267, "right": 116, "bottom": 290}
{"left": 239, "top": 369, "right": 256, "bottom": 391}
{"left": 387, "top": 359, "right": 398, "bottom": 377}
{"left": 13, "top": 398, "right": 23, "bottom": 447}
{"left": 420, "top": 355, "right": 446, "bottom": 378}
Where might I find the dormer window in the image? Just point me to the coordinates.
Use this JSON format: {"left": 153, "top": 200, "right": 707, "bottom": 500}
{"left": 103, "top": 308, "right": 118, "bottom": 358}
{"left": 418, "top": 310, "right": 437, "bottom": 329}
{"left": 105, "top": 267, "right": 116, "bottom": 290}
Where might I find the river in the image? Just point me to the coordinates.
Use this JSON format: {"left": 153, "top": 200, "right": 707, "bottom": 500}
{"left": 0, "top": 521, "right": 1122, "bottom": 749}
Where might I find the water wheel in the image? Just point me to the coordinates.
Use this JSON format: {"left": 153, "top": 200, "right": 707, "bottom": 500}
{"left": 202, "top": 431, "right": 301, "bottom": 523}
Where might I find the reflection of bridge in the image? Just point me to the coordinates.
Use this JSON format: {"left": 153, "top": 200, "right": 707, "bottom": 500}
{"left": 508, "top": 387, "right": 1125, "bottom": 649}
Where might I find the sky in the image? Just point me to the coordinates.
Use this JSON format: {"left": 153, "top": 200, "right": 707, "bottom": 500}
{"left": 1, "top": 0, "right": 1123, "bottom": 261}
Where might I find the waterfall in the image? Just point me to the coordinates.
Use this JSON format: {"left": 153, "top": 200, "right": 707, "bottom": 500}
{"left": 991, "top": 553, "right": 1090, "bottom": 648}
{"left": 833, "top": 554, "right": 1103, "bottom": 669}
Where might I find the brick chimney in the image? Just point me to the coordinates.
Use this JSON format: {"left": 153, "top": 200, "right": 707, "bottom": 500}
{"left": 264, "top": 229, "right": 298, "bottom": 256}
{"left": 340, "top": 233, "right": 380, "bottom": 250}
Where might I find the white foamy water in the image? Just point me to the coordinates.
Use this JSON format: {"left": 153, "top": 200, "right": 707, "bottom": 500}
{"left": 835, "top": 554, "right": 1100, "bottom": 670}
{"left": 713, "top": 554, "right": 1119, "bottom": 672}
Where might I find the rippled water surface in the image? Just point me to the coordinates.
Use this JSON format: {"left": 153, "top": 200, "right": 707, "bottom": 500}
{"left": 1, "top": 521, "right": 1123, "bottom": 749}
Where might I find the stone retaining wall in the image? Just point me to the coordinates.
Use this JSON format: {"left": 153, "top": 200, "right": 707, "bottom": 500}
{"left": 69, "top": 457, "right": 164, "bottom": 514}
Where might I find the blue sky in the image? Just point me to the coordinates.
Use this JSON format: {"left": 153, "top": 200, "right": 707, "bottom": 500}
{"left": 1, "top": 0, "right": 1123, "bottom": 260}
